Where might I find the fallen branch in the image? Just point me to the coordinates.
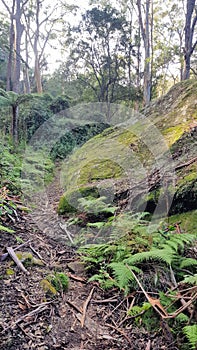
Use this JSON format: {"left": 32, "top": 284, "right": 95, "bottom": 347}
{"left": 7, "top": 247, "right": 30, "bottom": 275}
{"left": 175, "top": 157, "right": 197, "bottom": 170}
{"left": 0, "top": 240, "right": 32, "bottom": 262}
{"left": 67, "top": 300, "right": 82, "bottom": 314}
{"left": 67, "top": 272, "right": 86, "bottom": 283}
{"left": 59, "top": 223, "right": 74, "bottom": 244}
{"left": 81, "top": 287, "right": 95, "bottom": 328}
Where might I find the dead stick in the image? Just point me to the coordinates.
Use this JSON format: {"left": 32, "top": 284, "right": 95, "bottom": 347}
{"left": 7, "top": 247, "right": 29, "bottom": 275}
{"left": 67, "top": 300, "right": 83, "bottom": 314}
{"left": 175, "top": 157, "right": 197, "bottom": 170}
{"left": 106, "top": 323, "right": 132, "bottom": 346}
{"left": 29, "top": 244, "right": 44, "bottom": 261}
{"left": 81, "top": 287, "right": 95, "bottom": 328}
{"left": 2, "top": 302, "right": 51, "bottom": 332}
{"left": 126, "top": 264, "right": 168, "bottom": 318}
{"left": 145, "top": 340, "right": 151, "bottom": 350}
{"left": 1, "top": 240, "right": 32, "bottom": 262}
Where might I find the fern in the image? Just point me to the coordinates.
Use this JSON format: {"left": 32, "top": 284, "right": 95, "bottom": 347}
{"left": 181, "top": 274, "right": 197, "bottom": 285}
{"left": 175, "top": 313, "right": 189, "bottom": 323}
{"left": 180, "top": 258, "right": 197, "bottom": 269}
{"left": 183, "top": 325, "right": 197, "bottom": 349}
{"left": 125, "top": 248, "right": 174, "bottom": 266}
{"left": 128, "top": 302, "right": 151, "bottom": 317}
{"left": 109, "top": 262, "right": 141, "bottom": 293}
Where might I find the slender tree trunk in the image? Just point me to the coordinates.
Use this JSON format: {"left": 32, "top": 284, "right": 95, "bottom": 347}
{"left": 12, "top": 105, "right": 19, "bottom": 144}
{"left": 6, "top": 1, "right": 15, "bottom": 91}
{"left": 137, "top": 0, "right": 152, "bottom": 106}
{"left": 182, "top": 0, "right": 197, "bottom": 80}
{"left": 12, "top": 0, "right": 24, "bottom": 93}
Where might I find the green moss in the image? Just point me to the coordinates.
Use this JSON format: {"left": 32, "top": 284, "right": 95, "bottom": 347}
{"left": 78, "top": 159, "right": 123, "bottom": 184}
{"left": 162, "top": 124, "right": 186, "bottom": 146}
{"left": 117, "top": 130, "right": 137, "bottom": 146}
{"left": 51, "top": 272, "right": 69, "bottom": 292}
{"left": 6, "top": 268, "right": 15, "bottom": 275}
{"left": 40, "top": 279, "right": 57, "bottom": 295}
{"left": 58, "top": 192, "right": 78, "bottom": 214}
{"left": 169, "top": 210, "right": 197, "bottom": 234}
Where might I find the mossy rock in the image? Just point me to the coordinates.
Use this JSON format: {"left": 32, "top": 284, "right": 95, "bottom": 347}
{"left": 58, "top": 80, "right": 197, "bottom": 216}
{"left": 169, "top": 210, "right": 197, "bottom": 234}
{"left": 58, "top": 186, "right": 103, "bottom": 214}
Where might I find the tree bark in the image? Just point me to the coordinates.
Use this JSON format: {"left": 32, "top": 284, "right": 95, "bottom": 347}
{"left": 182, "top": 0, "right": 197, "bottom": 80}
{"left": 137, "top": 0, "right": 152, "bottom": 106}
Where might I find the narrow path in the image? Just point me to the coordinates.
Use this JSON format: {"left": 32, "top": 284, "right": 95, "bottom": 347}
{"left": 27, "top": 164, "right": 68, "bottom": 243}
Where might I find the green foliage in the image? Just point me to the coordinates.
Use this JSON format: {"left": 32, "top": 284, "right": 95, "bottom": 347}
{"left": 78, "top": 196, "right": 117, "bottom": 216}
{"left": 183, "top": 325, "right": 197, "bottom": 349}
{"left": 181, "top": 274, "right": 197, "bottom": 285}
{"left": 79, "top": 212, "right": 196, "bottom": 294}
{"left": 50, "top": 272, "right": 69, "bottom": 292}
{"left": 109, "top": 262, "right": 141, "bottom": 293}
{"left": 0, "top": 224, "right": 15, "bottom": 233}
{"left": 125, "top": 248, "right": 174, "bottom": 266}
{"left": 51, "top": 123, "right": 109, "bottom": 160}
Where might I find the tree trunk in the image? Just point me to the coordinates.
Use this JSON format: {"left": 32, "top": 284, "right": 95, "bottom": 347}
{"left": 6, "top": 1, "right": 15, "bottom": 91}
{"left": 12, "top": 0, "right": 24, "bottom": 93}
{"left": 137, "top": 0, "right": 152, "bottom": 106}
{"left": 182, "top": 0, "right": 197, "bottom": 80}
{"left": 12, "top": 105, "right": 19, "bottom": 144}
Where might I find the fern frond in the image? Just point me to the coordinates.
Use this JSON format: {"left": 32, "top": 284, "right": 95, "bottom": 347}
{"left": 181, "top": 274, "right": 197, "bottom": 285}
{"left": 183, "top": 325, "right": 197, "bottom": 349}
{"left": 180, "top": 258, "right": 197, "bottom": 269}
{"left": 128, "top": 302, "right": 151, "bottom": 317}
{"left": 175, "top": 312, "right": 189, "bottom": 323}
{"left": 169, "top": 234, "right": 196, "bottom": 249}
{"left": 125, "top": 248, "right": 174, "bottom": 266}
{"left": 109, "top": 262, "right": 141, "bottom": 292}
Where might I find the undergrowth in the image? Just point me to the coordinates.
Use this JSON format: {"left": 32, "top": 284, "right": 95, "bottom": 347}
{"left": 78, "top": 212, "right": 197, "bottom": 349}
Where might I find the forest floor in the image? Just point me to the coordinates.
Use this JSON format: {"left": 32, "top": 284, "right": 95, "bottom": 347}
{"left": 0, "top": 168, "right": 183, "bottom": 350}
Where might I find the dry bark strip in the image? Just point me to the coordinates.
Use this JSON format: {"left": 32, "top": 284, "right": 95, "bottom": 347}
{"left": 7, "top": 246, "right": 30, "bottom": 275}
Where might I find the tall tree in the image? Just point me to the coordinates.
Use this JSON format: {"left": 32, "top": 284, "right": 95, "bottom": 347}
{"left": 1, "top": 0, "right": 28, "bottom": 92}
{"left": 64, "top": 6, "right": 128, "bottom": 106}
{"left": 24, "top": 0, "right": 59, "bottom": 93}
{"left": 183, "top": 0, "right": 197, "bottom": 80}
{"left": 137, "top": 0, "right": 152, "bottom": 105}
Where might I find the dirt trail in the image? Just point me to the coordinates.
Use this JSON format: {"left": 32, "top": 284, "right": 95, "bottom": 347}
{"left": 0, "top": 167, "right": 176, "bottom": 350}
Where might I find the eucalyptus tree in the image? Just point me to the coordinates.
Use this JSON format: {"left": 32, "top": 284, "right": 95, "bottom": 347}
{"left": 63, "top": 6, "right": 129, "bottom": 109}
{"left": 183, "top": 0, "right": 197, "bottom": 79}
{"left": 23, "top": 0, "right": 60, "bottom": 93}
{"left": 1, "top": 0, "right": 29, "bottom": 92}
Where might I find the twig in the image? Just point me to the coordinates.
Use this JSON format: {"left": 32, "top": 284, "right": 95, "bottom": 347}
{"left": 175, "top": 157, "right": 197, "bottom": 170}
{"left": 106, "top": 322, "right": 132, "bottom": 346}
{"left": 145, "top": 340, "right": 151, "bottom": 350}
{"left": 2, "top": 302, "right": 51, "bottom": 332}
{"left": 7, "top": 247, "right": 30, "bottom": 275}
{"left": 92, "top": 297, "right": 118, "bottom": 304}
{"left": 59, "top": 223, "right": 74, "bottom": 244}
{"left": 67, "top": 272, "right": 86, "bottom": 283}
{"left": 126, "top": 265, "right": 168, "bottom": 318}
{"left": 67, "top": 300, "right": 83, "bottom": 314}
{"left": 81, "top": 287, "right": 95, "bottom": 328}
{"left": 29, "top": 244, "right": 44, "bottom": 261}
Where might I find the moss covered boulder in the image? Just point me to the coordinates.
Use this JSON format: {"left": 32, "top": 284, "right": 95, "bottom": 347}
{"left": 58, "top": 80, "right": 197, "bottom": 216}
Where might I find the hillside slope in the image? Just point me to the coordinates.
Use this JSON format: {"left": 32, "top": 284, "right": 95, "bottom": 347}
{"left": 58, "top": 80, "right": 197, "bottom": 217}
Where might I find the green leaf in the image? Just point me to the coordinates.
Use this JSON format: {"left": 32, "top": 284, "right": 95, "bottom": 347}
{"left": 0, "top": 224, "right": 15, "bottom": 233}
